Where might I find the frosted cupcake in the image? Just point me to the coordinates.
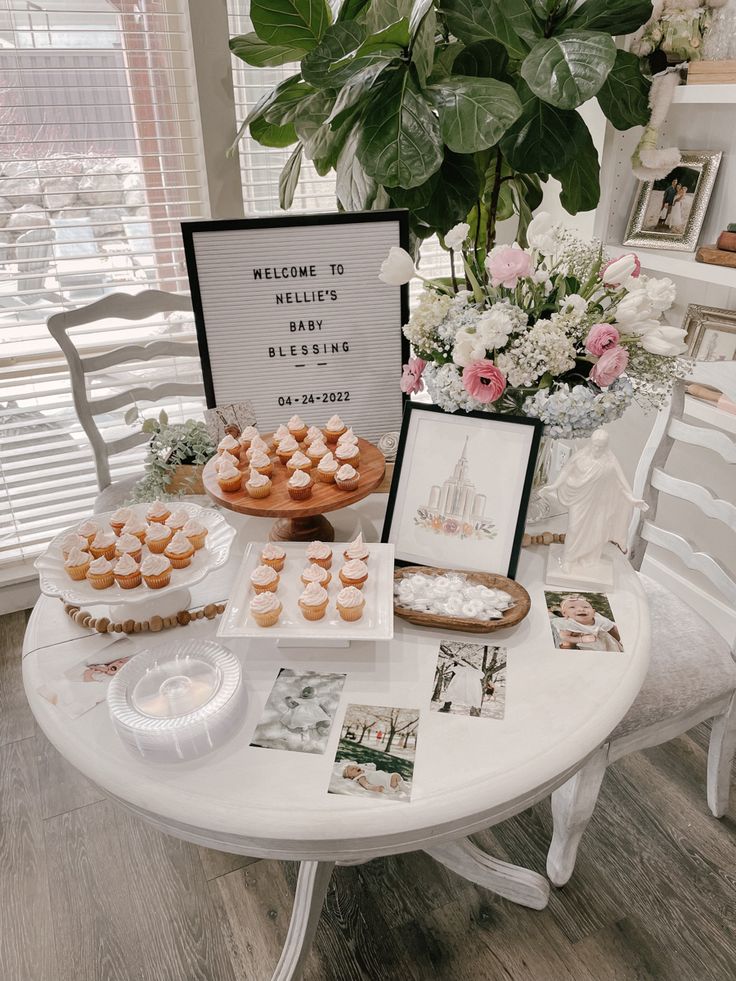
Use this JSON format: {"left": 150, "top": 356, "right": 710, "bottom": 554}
{"left": 110, "top": 506, "right": 133, "bottom": 536}
{"left": 61, "top": 534, "right": 88, "bottom": 560}
{"left": 335, "top": 464, "right": 359, "bottom": 491}
{"left": 86, "top": 556, "right": 114, "bottom": 590}
{"left": 337, "top": 428, "right": 358, "bottom": 447}
{"left": 301, "top": 563, "right": 331, "bottom": 588}
{"left": 323, "top": 414, "right": 347, "bottom": 442}
{"left": 246, "top": 435, "right": 270, "bottom": 461}
{"left": 343, "top": 533, "right": 370, "bottom": 563}
{"left": 165, "top": 509, "right": 189, "bottom": 532}
{"left": 335, "top": 442, "right": 360, "bottom": 468}
{"left": 217, "top": 461, "right": 242, "bottom": 493}
{"left": 316, "top": 451, "right": 338, "bottom": 484}
{"left": 250, "top": 564, "right": 279, "bottom": 594}
{"left": 303, "top": 425, "right": 324, "bottom": 447}
{"left": 250, "top": 592, "right": 282, "bottom": 627}
{"left": 273, "top": 424, "right": 290, "bottom": 444}
{"left": 245, "top": 468, "right": 272, "bottom": 499}
{"left": 298, "top": 581, "right": 329, "bottom": 621}
{"left": 306, "top": 540, "right": 332, "bottom": 569}
{"left": 287, "top": 469, "right": 313, "bottom": 501}
{"left": 260, "top": 543, "right": 286, "bottom": 571}
{"left": 145, "top": 522, "right": 173, "bottom": 554}
{"left": 113, "top": 553, "right": 141, "bottom": 590}
{"left": 276, "top": 434, "right": 299, "bottom": 464}
{"left": 77, "top": 519, "right": 99, "bottom": 546}
{"left": 216, "top": 450, "right": 241, "bottom": 472}
{"left": 116, "top": 532, "right": 143, "bottom": 563}
{"left": 287, "top": 414, "right": 308, "bottom": 442}
{"left": 89, "top": 530, "right": 116, "bottom": 560}
{"left": 249, "top": 450, "right": 273, "bottom": 477}
{"left": 307, "top": 439, "right": 329, "bottom": 463}
{"left": 238, "top": 425, "right": 259, "bottom": 452}
{"left": 122, "top": 515, "right": 149, "bottom": 543}
{"left": 64, "top": 546, "right": 90, "bottom": 581}
{"left": 286, "top": 450, "right": 312, "bottom": 474}
{"left": 141, "top": 553, "right": 172, "bottom": 589}
{"left": 336, "top": 585, "right": 365, "bottom": 622}
{"left": 146, "top": 499, "right": 171, "bottom": 524}
{"left": 183, "top": 517, "right": 208, "bottom": 550}
{"left": 164, "top": 530, "right": 195, "bottom": 569}
{"left": 217, "top": 433, "right": 240, "bottom": 457}
{"left": 339, "top": 558, "right": 368, "bottom": 589}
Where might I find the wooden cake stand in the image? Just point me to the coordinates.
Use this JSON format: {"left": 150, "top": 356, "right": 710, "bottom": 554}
{"left": 202, "top": 435, "right": 386, "bottom": 542}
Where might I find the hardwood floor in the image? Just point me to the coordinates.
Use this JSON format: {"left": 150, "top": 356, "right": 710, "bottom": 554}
{"left": 4, "top": 609, "right": 735, "bottom": 981}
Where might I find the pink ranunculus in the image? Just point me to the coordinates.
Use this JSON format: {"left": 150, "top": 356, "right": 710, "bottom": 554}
{"left": 485, "top": 245, "right": 534, "bottom": 289}
{"left": 400, "top": 356, "right": 427, "bottom": 395}
{"left": 589, "top": 345, "right": 629, "bottom": 388}
{"left": 585, "top": 323, "right": 620, "bottom": 357}
{"left": 462, "top": 359, "right": 506, "bottom": 404}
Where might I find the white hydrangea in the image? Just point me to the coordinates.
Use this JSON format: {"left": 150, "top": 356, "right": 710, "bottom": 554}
{"left": 402, "top": 289, "right": 453, "bottom": 356}
{"left": 495, "top": 320, "right": 576, "bottom": 388}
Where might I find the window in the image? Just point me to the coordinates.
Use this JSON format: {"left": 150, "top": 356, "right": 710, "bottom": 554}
{"left": 0, "top": 0, "right": 208, "bottom": 569}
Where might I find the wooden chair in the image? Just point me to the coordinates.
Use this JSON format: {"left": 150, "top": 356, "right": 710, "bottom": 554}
{"left": 47, "top": 290, "right": 203, "bottom": 513}
{"left": 547, "top": 360, "right": 736, "bottom": 887}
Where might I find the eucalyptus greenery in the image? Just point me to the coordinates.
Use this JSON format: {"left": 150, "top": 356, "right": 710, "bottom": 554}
{"left": 124, "top": 408, "right": 215, "bottom": 502}
{"left": 231, "top": 0, "right": 653, "bottom": 254}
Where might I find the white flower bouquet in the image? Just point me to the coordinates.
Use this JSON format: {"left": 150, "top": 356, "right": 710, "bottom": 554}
{"left": 383, "top": 214, "right": 687, "bottom": 440}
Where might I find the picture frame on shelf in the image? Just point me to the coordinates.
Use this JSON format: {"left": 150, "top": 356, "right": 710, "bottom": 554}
{"left": 684, "top": 303, "right": 736, "bottom": 361}
{"left": 381, "top": 404, "right": 542, "bottom": 580}
{"left": 623, "top": 150, "right": 722, "bottom": 252}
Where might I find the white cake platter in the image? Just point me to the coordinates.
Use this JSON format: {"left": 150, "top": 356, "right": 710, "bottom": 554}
{"left": 35, "top": 502, "right": 235, "bottom": 618}
{"left": 218, "top": 541, "right": 395, "bottom": 643}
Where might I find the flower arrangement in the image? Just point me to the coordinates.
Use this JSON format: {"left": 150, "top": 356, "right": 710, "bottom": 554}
{"left": 385, "top": 213, "right": 687, "bottom": 440}
{"left": 125, "top": 409, "right": 216, "bottom": 502}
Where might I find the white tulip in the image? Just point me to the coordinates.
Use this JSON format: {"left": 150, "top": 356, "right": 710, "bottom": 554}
{"left": 379, "top": 247, "right": 417, "bottom": 285}
{"left": 444, "top": 221, "right": 470, "bottom": 251}
{"left": 562, "top": 293, "right": 588, "bottom": 315}
{"left": 527, "top": 212, "right": 558, "bottom": 254}
{"left": 640, "top": 324, "right": 688, "bottom": 356}
{"left": 601, "top": 253, "right": 640, "bottom": 288}
{"left": 624, "top": 318, "right": 662, "bottom": 337}
{"left": 453, "top": 328, "right": 487, "bottom": 367}
{"left": 614, "top": 290, "right": 655, "bottom": 327}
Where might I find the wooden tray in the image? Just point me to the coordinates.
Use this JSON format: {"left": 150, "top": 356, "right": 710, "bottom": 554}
{"left": 203, "top": 434, "right": 385, "bottom": 542}
{"left": 393, "top": 565, "right": 531, "bottom": 634}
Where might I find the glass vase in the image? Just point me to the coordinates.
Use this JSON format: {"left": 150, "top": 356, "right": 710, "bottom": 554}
{"left": 526, "top": 435, "right": 556, "bottom": 525}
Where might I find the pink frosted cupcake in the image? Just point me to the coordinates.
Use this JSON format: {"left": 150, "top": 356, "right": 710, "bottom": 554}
{"left": 121, "top": 515, "right": 149, "bottom": 543}
{"left": 307, "top": 439, "right": 329, "bottom": 464}
{"left": 164, "top": 530, "right": 195, "bottom": 569}
{"left": 146, "top": 499, "right": 171, "bottom": 524}
{"left": 272, "top": 424, "right": 290, "bottom": 445}
{"left": 89, "top": 530, "right": 116, "bottom": 561}
{"left": 183, "top": 517, "right": 208, "bottom": 550}
{"left": 323, "top": 414, "right": 346, "bottom": 443}
{"left": 249, "top": 450, "right": 273, "bottom": 477}
{"left": 335, "top": 464, "right": 359, "bottom": 491}
{"left": 286, "top": 450, "right": 312, "bottom": 474}
{"left": 250, "top": 564, "right": 279, "bottom": 594}
{"left": 217, "top": 461, "right": 242, "bottom": 493}
{"left": 61, "top": 534, "right": 88, "bottom": 560}
{"left": 145, "top": 522, "right": 173, "bottom": 554}
{"left": 86, "top": 556, "right": 115, "bottom": 590}
{"left": 316, "top": 451, "right": 338, "bottom": 484}
{"left": 238, "top": 425, "right": 260, "bottom": 452}
{"left": 141, "top": 553, "right": 172, "bottom": 589}
{"left": 77, "top": 519, "right": 100, "bottom": 547}
{"left": 217, "top": 433, "right": 240, "bottom": 457}
{"left": 306, "top": 540, "right": 332, "bottom": 569}
{"left": 338, "top": 558, "right": 368, "bottom": 589}
{"left": 287, "top": 469, "right": 313, "bottom": 501}
{"left": 335, "top": 442, "right": 360, "bottom": 467}
{"left": 115, "top": 532, "right": 143, "bottom": 563}
{"left": 113, "top": 553, "right": 141, "bottom": 590}
{"left": 287, "top": 414, "right": 308, "bottom": 442}
{"left": 246, "top": 435, "right": 271, "bottom": 461}
{"left": 301, "top": 562, "right": 332, "bottom": 588}
{"left": 276, "top": 434, "right": 299, "bottom": 464}
{"left": 165, "top": 509, "right": 189, "bottom": 533}
{"left": 250, "top": 592, "right": 282, "bottom": 627}
{"left": 260, "top": 543, "right": 286, "bottom": 571}
{"left": 65, "top": 546, "right": 91, "bottom": 581}
{"left": 343, "top": 533, "right": 370, "bottom": 563}
{"left": 245, "top": 469, "right": 272, "bottom": 499}
{"left": 336, "top": 585, "right": 365, "bottom": 622}
{"left": 216, "top": 451, "right": 241, "bottom": 472}
{"left": 298, "top": 582, "right": 329, "bottom": 621}
{"left": 303, "top": 425, "right": 324, "bottom": 447}
{"left": 337, "top": 428, "right": 358, "bottom": 447}
{"left": 110, "top": 506, "right": 133, "bottom": 536}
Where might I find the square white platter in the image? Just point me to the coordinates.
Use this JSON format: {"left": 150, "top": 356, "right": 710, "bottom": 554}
{"left": 218, "top": 541, "right": 395, "bottom": 642}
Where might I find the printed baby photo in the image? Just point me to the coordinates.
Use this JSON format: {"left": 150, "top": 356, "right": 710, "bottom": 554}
{"left": 545, "top": 591, "right": 624, "bottom": 653}
{"left": 430, "top": 641, "right": 507, "bottom": 719}
{"left": 250, "top": 668, "right": 346, "bottom": 755}
{"left": 37, "top": 637, "right": 136, "bottom": 719}
{"left": 329, "top": 703, "right": 420, "bottom": 803}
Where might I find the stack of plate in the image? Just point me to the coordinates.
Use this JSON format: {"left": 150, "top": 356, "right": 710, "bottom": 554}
{"left": 107, "top": 640, "right": 245, "bottom": 762}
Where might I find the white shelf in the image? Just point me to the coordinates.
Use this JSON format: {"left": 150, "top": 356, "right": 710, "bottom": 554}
{"left": 672, "top": 84, "right": 736, "bottom": 105}
{"left": 684, "top": 394, "right": 736, "bottom": 435}
{"left": 606, "top": 244, "right": 736, "bottom": 287}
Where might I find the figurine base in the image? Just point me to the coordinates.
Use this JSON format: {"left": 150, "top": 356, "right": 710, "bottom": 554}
{"left": 545, "top": 545, "right": 614, "bottom": 591}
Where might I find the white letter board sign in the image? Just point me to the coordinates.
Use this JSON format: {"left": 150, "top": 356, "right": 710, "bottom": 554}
{"left": 182, "top": 211, "right": 409, "bottom": 442}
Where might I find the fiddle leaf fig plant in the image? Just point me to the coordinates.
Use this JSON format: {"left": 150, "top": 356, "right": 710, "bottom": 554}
{"left": 231, "top": 0, "right": 652, "bottom": 251}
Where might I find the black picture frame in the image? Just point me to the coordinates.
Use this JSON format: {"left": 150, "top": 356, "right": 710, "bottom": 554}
{"left": 180, "top": 211, "right": 410, "bottom": 439}
{"left": 381, "top": 403, "right": 542, "bottom": 580}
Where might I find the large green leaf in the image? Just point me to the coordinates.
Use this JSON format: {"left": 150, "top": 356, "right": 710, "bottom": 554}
{"left": 327, "top": 62, "right": 388, "bottom": 127}
{"left": 279, "top": 142, "right": 304, "bottom": 208}
{"left": 251, "top": 0, "right": 331, "bottom": 51}
{"left": 301, "top": 21, "right": 366, "bottom": 87}
{"left": 245, "top": 72, "right": 304, "bottom": 127}
{"left": 336, "top": 125, "right": 382, "bottom": 210}
{"left": 521, "top": 30, "right": 616, "bottom": 109}
{"left": 596, "top": 49, "right": 650, "bottom": 130}
{"left": 560, "top": 0, "right": 652, "bottom": 35}
{"left": 363, "top": 0, "right": 413, "bottom": 33}
{"left": 337, "top": 0, "right": 371, "bottom": 21}
{"left": 357, "top": 66, "right": 443, "bottom": 188}
{"left": 427, "top": 42, "right": 464, "bottom": 82}
{"left": 262, "top": 81, "right": 315, "bottom": 125}
{"left": 388, "top": 150, "right": 478, "bottom": 234}
{"left": 411, "top": 6, "right": 436, "bottom": 86}
{"left": 229, "top": 33, "right": 307, "bottom": 67}
{"left": 250, "top": 115, "right": 299, "bottom": 147}
{"left": 453, "top": 39, "right": 508, "bottom": 79}
{"left": 428, "top": 76, "right": 522, "bottom": 153}
{"left": 499, "top": 81, "right": 576, "bottom": 173}
{"left": 293, "top": 90, "right": 336, "bottom": 157}
{"left": 361, "top": 17, "right": 410, "bottom": 47}
{"left": 551, "top": 110, "right": 600, "bottom": 214}
{"left": 438, "top": 0, "right": 537, "bottom": 60}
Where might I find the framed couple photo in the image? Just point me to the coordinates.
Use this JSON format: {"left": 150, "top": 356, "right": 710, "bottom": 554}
{"left": 381, "top": 404, "right": 542, "bottom": 579}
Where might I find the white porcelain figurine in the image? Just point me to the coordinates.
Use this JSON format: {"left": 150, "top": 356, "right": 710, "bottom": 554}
{"left": 542, "top": 429, "right": 648, "bottom": 584}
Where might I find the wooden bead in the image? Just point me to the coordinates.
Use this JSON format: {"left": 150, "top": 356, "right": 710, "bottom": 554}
{"left": 95, "top": 617, "right": 109, "bottom": 634}
{"left": 65, "top": 604, "right": 79, "bottom": 616}
{"left": 204, "top": 603, "right": 217, "bottom": 620}
{"left": 140, "top": 622, "right": 149, "bottom": 632}
{"left": 162, "top": 616, "right": 173, "bottom": 628}
{"left": 123, "top": 619, "right": 135, "bottom": 634}
{"left": 542, "top": 531, "right": 553, "bottom": 545}
{"left": 81, "top": 616, "right": 93, "bottom": 628}
{"left": 195, "top": 610, "right": 204, "bottom": 620}
{"left": 133, "top": 622, "right": 141, "bottom": 633}
{"left": 150, "top": 615, "right": 163, "bottom": 632}
{"left": 215, "top": 604, "right": 225, "bottom": 614}
{"left": 522, "top": 533, "right": 531, "bottom": 547}
{"left": 107, "top": 623, "right": 115, "bottom": 633}
{"left": 177, "top": 611, "right": 191, "bottom": 626}
{"left": 113, "top": 623, "right": 123, "bottom": 632}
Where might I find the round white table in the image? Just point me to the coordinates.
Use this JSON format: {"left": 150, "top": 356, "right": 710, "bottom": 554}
{"left": 22, "top": 498, "right": 650, "bottom": 981}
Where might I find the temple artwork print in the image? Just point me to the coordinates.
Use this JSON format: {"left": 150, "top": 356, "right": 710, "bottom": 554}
{"left": 415, "top": 438, "right": 497, "bottom": 541}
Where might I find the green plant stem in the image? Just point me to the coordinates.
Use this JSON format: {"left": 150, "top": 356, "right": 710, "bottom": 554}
{"left": 486, "top": 148, "right": 504, "bottom": 256}
{"left": 449, "top": 248, "right": 459, "bottom": 293}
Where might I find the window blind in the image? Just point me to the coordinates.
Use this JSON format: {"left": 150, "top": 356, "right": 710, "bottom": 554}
{"left": 0, "top": 0, "right": 209, "bottom": 569}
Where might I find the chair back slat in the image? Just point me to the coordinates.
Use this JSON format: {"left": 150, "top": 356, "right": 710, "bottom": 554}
{"left": 629, "top": 361, "right": 736, "bottom": 605}
{"left": 47, "top": 290, "right": 197, "bottom": 491}
{"left": 105, "top": 432, "right": 151, "bottom": 458}
{"left": 90, "top": 382, "right": 204, "bottom": 417}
